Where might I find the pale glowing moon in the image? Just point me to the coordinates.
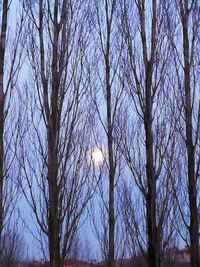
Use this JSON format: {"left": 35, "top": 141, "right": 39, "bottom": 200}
{"left": 92, "top": 148, "right": 104, "bottom": 165}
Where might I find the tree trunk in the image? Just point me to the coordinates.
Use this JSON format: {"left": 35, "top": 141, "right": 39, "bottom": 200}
{"left": 106, "top": 38, "right": 115, "bottom": 267}
{"left": 0, "top": 0, "right": 8, "bottom": 253}
{"left": 47, "top": 48, "right": 61, "bottom": 267}
{"left": 108, "top": 162, "right": 115, "bottom": 267}
{"left": 44, "top": 1, "right": 61, "bottom": 266}
{"left": 181, "top": 5, "right": 199, "bottom": 267}
{"left": 139, "top": 0, "right": 160, "bottom": 265}
{"left": 105, "top": 3, "right": 115, "bottom": 267}
{"left": 48, "top": 151, "right": 60, "bottom": 267}
{"left": 47, "top": 101, "right": 61, "bottom": 267}
{"left": 144, "top": 63, "right": 159, "bottom": 267}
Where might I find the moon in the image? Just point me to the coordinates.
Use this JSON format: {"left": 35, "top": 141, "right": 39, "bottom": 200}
{"left": 92, "top": 148, "right": 104, "bottom": 165}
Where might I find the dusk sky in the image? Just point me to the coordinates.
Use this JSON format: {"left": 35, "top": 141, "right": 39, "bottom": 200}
{"left": 0, "top": 1, "right": 199, "bottom": 267}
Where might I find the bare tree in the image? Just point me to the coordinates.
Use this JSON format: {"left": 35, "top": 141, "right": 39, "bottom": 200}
{"left": 0, "top": 0, "right": 25, "bottom": 256}
{"left": 119, "top": 1, "right": 177, "bottom": 266}
{"left": 0, "top": 217, "right": 25, "bottom": 267}
{"left": 165, "top": 1, "right": 200, "bottom": 266}
{"left": 88, "top": 1, "right": 125, "bottom": 267}
{"left": 18, "top": 1, "right": 95, "bottom": 267}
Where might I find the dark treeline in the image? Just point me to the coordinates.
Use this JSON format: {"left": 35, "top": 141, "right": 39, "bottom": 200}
{"left": 0, "top": 1, "right": 199, "bottom": 267}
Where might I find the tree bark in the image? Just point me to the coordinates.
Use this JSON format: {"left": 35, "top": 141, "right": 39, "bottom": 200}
{"left": 0, "top": 0, "right": 8, "bottom": 253}
{"left": 106, "top": 65, "right": 115, "bottom": 267}
{"left": 144, "top": 68, "right": 157, "bottom": 267}
{"left": 39, "top": 1, "right": 61, "bottom": 266}
{"left": 139, "top": 1, "right": 160, "bottom": 266}
{"left": 181, "top": 3, "right": 199, "bottom": 267}
{"left": 105, "top": 12, "right": 115, "bottom": 267}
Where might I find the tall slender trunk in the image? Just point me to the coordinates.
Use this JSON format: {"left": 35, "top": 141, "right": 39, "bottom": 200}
{"left": 107, "top": 85, "right": 115, "bottom": 267}
{"left": 105, "top": 4, "right": 115, "bottom": 267}
{"left": 48, "top": 125, "right": 60, "bottom": 267}
{"left": 40, "top": 1, "right": 61, "bottom": 266}
{"left": 144, "top": 64, "right": 159, "bottom": 267}
{"left": 106, "top": 34, "right": 115, "bottom": 267}
{"left": 138, "top": 0, "right": 160, "bottom": 266}
{"left": 181, "top": 6, "right": 199, "bottom": 267}
{"left": 48, "top": 31, "right": 61, "bottom": 267}
{"left": 108, "top": 117, "right": 115, "bottom": 267}
{"left": 0, "top": 0, "right": 8, "bottom": 253}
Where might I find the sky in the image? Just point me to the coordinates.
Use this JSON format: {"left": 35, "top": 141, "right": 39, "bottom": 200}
{"left": 4, "top": 0, "right": 191, "bottom": 261}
